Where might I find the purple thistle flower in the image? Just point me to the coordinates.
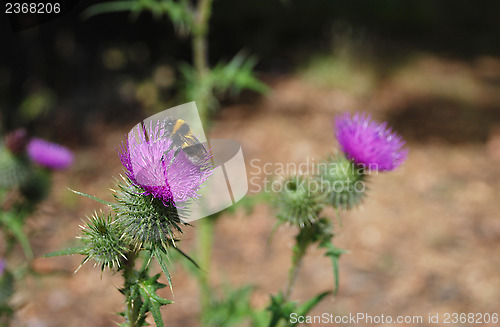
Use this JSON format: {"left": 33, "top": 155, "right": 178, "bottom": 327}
{"left": 0, "top": 259, "right": 5, "bottom": 275}
{"left": 27, "top": 138, "right": 74, "bottom": 170}
{"left": 118, "top": 121, "right": 212, "bottom": 205}
{"left": 5, "top": 128, "right": 29, "bottom": 155}
{"left": 334, "top": 112, "right": 408, "bottom": 171}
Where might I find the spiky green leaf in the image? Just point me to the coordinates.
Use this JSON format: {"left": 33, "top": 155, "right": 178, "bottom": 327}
{"left": 0, "top": 211, "right": 33, "bottom": 259}
{"left": 320, "top": 241, "right": 347, "bottom": 296}
{"left": 136, "top": 274, "right": 173, "bottom": 327}
{"left": 43, "top": 247, "right": 85, "bottom": 257}
{"left": 293, "top": 291, "right": 331, "bottom": 325}
{"left": 69, "top": 188, "right": 114, "bottom": 206}
{"left": 153, "top": 248, "right": 173, "bottom": 293}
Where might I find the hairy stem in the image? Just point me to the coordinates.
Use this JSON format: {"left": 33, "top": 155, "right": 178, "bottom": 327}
{"left": 122, "top": 251, "right": 139, "bottom": 327}
{"left": 192, "top": 0, "right": 215, "bottom": 319}
{"left": 283, "top": 240, "right": 308, "bottom": 302}
{"left": 192, "top": 0, "right": 213, "bottom": 123}
{"left": 192, "top": 0, "right": 212, "bottom": 76}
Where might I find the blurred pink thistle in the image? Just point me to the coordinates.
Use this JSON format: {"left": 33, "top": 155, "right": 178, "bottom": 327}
{"left": 27, "top": 138, "right": 73, "bottom": 170}
{"left": 335, "top": 112, "right": 408, "bottom": 171}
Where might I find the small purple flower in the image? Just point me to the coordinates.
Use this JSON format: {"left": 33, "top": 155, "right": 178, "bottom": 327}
{"left": 335, "top": 112, "right": 408, "bottom": 171}
{"left": 118, "top": 121, "right": 212, "bottom": 205}
{"left": 27, "top": 138, "right": 74, "bottom": 170}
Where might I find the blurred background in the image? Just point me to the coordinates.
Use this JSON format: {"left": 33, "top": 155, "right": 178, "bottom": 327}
{"left": 1, "top": 0, "right": 500, "bottom": 326}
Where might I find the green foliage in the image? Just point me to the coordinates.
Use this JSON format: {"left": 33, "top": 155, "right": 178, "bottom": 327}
{"left": 19, "top": 168, "right": 51, "bottom": 203}
{"left": 299, "top": 25, "right": 377, "bottom": 97}
{"left": 193, "top": 192, "right": 343, "bottom": 327}
{"left": 267, "top": 291, "right": 331, "bottom": 327}
{"left": 320, "top": 241, "right": 347, "bottom": 296}
{"left": 120, "top": 273, "right": 173, "bottom": 327}
{"left": 152, "top": 247, "right": 173, "bottom": 294}
{"left": 18, "top": 88, "right": 56, "bottom": 121}
{"left": 178, "top": 62, "right": 217, "bottom": 112}
{"left": 168, "top": 245, "right": 200, "bottom": 272}
{"left": 0, "top": 271, "right": 14, "bottom": 304}
{"left": 0, "top": 270, "right": 14, "bottom": 326}
{"left": 180, "top": 52, "right": 269, "bottom": 114}
{"left": 200, "top": 284, "right": 330, "bottom": 327}
{"left": 300, "top": 54, "right": 377, "bottom": 97}
{"left": 83, "top": 0, "right": 193, "bottom": 33}
{"left": 44, "top": 212, "right": 131, "bottom": 273}
{"left": 43, "top": 246, "right": 85, "bottom": 258}
{"left": 84, "top": 0, "right": 267, "bottom": 121}
{"left": 0, "top": 131, "right": 68, "bottom": 326}
{"left": 53, "top": 176, "right": 189, "bottom": 325}
{"left": 211, "top": 52, "right": 269, "bottom": 97}
{"left": 0, "top": 146, "right": 31, "bottom": 189}
{"left": 0, "top": 144, "right": 53, "bottom": 260}
{"left": 0, "top": 211, "right": 33, "bottom": 260}
{"left": 270, "top": 165, "right": 354, "bottom": 320}
{"left": 69, "top": 188, "right": 114, "bottom": 206}
{"left": 294, "top": 217, "right": 346, "bottom": 296}
{"left": 295, "top": 217, "right": 333, "bottom": 246}
{"left": 202, "top": 285, "right": 255, "bottom": 327}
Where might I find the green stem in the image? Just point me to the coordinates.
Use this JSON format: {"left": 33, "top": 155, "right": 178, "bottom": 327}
{"left": 192, "top": 0, "right": 213, "bottom": 124}
{"left": 123, "top": 251, "right": 140, "bottom": 327}
{"left": 283, "top": 238, "right": 308, "bottom": 302}
{"left": 192, "top": 0, "right": 215, "bottom": 319}
{"left": 192, "top": 0, "right": 212, "bottom": 76}
{"left": 198, "top": 216, "right": 214, "bottom": 314}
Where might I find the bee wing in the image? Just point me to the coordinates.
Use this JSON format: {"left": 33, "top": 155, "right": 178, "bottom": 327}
{"left": 180, "top": 132, "right": 203, "bottom": 148}
{"left": 183, "top": 143, "right": 207, "bottom": 155}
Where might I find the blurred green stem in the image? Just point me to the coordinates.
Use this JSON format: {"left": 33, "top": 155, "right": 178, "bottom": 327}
{"left": 197, "top": 215, "right": 215, "bottom": 318}
{"left": 192, "top": 0, "right": 215, "bottom": 319}
{"left": 192, "top": 0, "right": 213, "bottom": 123}
{"left": 193, "top": 0, "right": 212, "bottom": 76}
{"left": 283, "top": 238, "right": 308, "bottom": 302}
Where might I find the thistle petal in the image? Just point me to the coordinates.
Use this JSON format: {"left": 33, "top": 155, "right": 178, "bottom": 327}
{"left": 334, "top": 112, "right": 408, "bottom": 171}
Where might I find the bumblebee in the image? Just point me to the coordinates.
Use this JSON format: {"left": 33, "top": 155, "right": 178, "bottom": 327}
{"left": 161, "top": 117, "right": 208, "bottom": 165}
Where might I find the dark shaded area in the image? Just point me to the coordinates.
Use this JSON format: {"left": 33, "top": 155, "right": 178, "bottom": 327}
{"left": 211, "top": 0, "right": 500, "bottom": 64}
{"left": 1, "top": 0, "right": 189, "bottom": 142}
{"left": 1, "top": 0, "right": 499, "bottom": 143}
{"left": 7, "top": 0, "right": 80, "bottom": 32}
{"left": 388, "top": 98, "right": 500, "bottom": 144}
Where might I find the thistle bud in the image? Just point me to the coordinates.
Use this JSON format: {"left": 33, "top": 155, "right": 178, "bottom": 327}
{"left": 273, "top": 175, "right": 323, "bottom": 227}
{"left": 113, "top": 178, "right": 185, "bottom": 249}
{"left": 0, "top": 146, "right": 30, "bottom": 189}
{"left": 318, "top": 154, "right": 366, "bottom": 210}
{"left": 19, "top": 168, "right": 51, "bottom": 203}
{"left": 79, "top": 212, "right": 128, "bottom": 271}
{"left": 4, "top": 129, "right": 28, "bottom": 156}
